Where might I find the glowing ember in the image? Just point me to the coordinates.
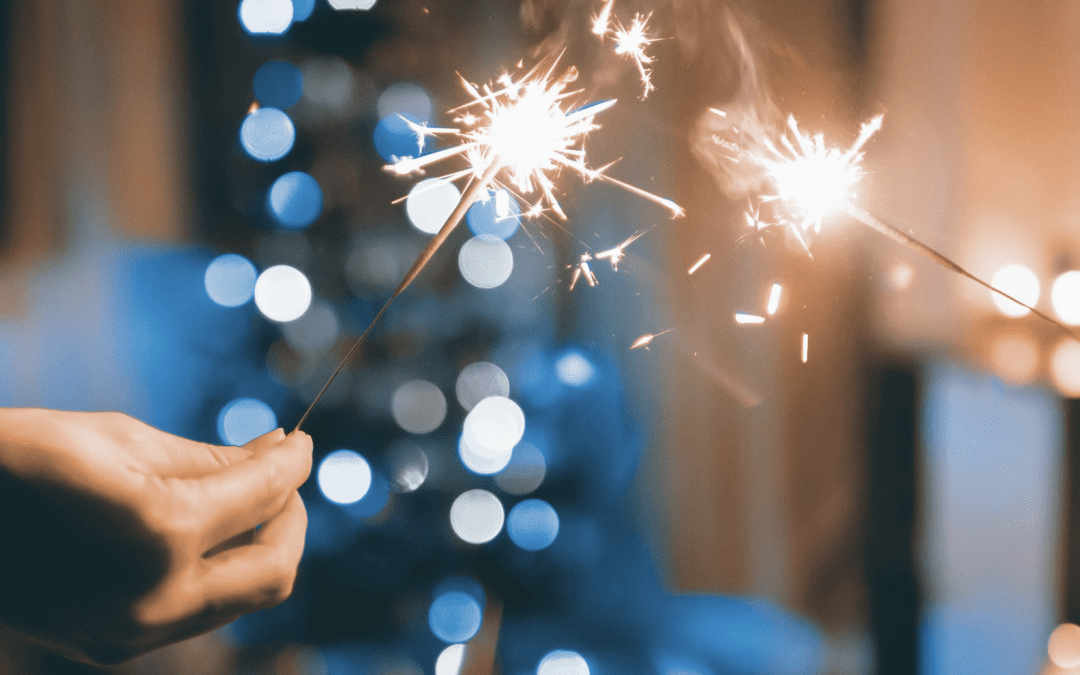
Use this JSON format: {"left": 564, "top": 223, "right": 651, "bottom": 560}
{"left": 735, "top": 312, "right": 765, "bottom": 325}
{"left": 801, "top": 333, "right": 809, "bottom": 363}
{"left": 687, "top": 253, "right": 711, "bottom": 275}
{"left": 630, "top": 327, "right": 673, "bottom": 350}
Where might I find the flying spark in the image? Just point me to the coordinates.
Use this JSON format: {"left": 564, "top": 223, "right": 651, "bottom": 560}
{"left": 591, "top": 0, "right": 615, "bottom": 37}
{"left": 767, "top": 283, "right": 782, "bottom": 314}
{"left": 801, "top": 333, "right": 809, "bottom": 363}
{"left": 735, "top": 312, "right": 765, "bottom": 325}
{"left": 594, "top": 228, "right": 650, "bottom": 271}
{"left": 569, "top": 253, "right": 598, "bottom": 291}
{"left": 687, "top": 253, "right": 711, "bottom": 274}
{"left": 630, "top": 327, "right": 674, "bottom": 350}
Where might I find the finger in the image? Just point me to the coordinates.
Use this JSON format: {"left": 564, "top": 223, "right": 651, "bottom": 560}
{"left": 198, "top": 492, "right": 307, "bottom": 615}
{"left": 243, "top": 427, "right": 286, "bottom": 454}
{"left": 188, "top": 430, "right": 312, "bottom": 548}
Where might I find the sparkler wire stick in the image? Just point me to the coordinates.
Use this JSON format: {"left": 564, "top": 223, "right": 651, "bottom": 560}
{"left": 293, "top": 159, "right": 504, "bottom": 432}
{"left": 841, "top": 202, "right": 1079, "bottom": 338}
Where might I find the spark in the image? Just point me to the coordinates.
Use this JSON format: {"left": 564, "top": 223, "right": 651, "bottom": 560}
{"left": 569, "top": 253, "right": 598, "bottom": 291}
{"left": 594, "top": 228, "right": 649, "bottom": 271}
{"left": 735, "top": 312, "right": 765, "bottom": 325}
{"left": 687, "top": 253, "right": 711, "bottom": 275}
{"left": 591, "top": 0, "right": 615, "bottom": 37}
{"left": 801, "top": 333, "right": 809, "bottom": 363}
{"left": 630, "top": 327, "right": 674, "bottom": 350}
{"left": 611, "top": 13, "right": 658, "bottom": 99}
{"left": 767, "top": 283, "right": 782, "bottom": 314}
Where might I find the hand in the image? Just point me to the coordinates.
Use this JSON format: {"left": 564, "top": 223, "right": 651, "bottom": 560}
{"left": 0, "top": 409, "right": 313, "bottom": 664}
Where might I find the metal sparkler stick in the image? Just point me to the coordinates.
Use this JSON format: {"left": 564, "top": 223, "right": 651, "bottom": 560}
{"left": 293, "top": 159, "right": 503, "bottom": 432}
{"left": 842, "top": 202, "right": 1080, "bottom": 338}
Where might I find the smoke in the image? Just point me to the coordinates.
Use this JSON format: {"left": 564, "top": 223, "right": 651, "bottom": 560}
{"left": 687, "top": 9, "right": 785, "bottom": 201}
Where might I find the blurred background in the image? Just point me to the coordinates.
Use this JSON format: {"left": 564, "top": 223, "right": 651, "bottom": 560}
{"left": 1, "top": 0, "right": 1079, "bottom": 674}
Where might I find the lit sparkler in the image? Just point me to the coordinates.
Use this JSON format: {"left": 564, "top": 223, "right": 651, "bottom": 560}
{"left": 713, "top": 110, "right": 1078, "bottom": 337}
{"left": 295, "top": 57, "right": 683, "bottom": 430}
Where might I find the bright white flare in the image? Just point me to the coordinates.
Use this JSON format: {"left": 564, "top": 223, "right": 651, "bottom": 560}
{"left": 387, "top": 60, "right": 683, "bottom": 222}
{"left": 760, "top": 114, "right": 883, "bottom": 237}
{"left": 716, "top": 111, "right": 882, "bottom": 247}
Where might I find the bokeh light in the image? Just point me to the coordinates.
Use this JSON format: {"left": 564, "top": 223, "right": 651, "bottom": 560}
{"left": 449, "top": 489, "right": 505, "bottom": 544}
{"left": 281, "top": 298, "right": 339, "bottom": 353}
{"left": 374, "top": 113, "right": 427, "bottom": 163}
{"left": 555, "top": 351, "right": 595, "bottom": 387}
{"left": 428, "top": 591, "right": 482, "bottom": 643}
{"left": 435, "top": 644, "right": 467, "bottom": 675}
{"left": 494, "top": 442, "right": 546, "bottom": 495}
{"left": 462, "top": 396, "right": 525, "bottom": 459}
{"left": 990, "top": 264, "right": 1040, "bottom": 318}
{"left": 268, "top": 171, "right": 324, "bottom": 229}
{"left": 406, "top": 178, "right": 461, "bottom": 235}
{"left": 391, "top": 380, "right": 447, "bottom": 434}
{"left": 1049, "top": 623, "right": 1080, "bottom": 669}
{"left": 459, "top": 433, "right": 512, "bottom": 475}
{"left": 238, "top": 0, "right": 292, "bottom": 34}
{"left": 1051, "top": 339, "right": 1080, "bottom": 398}
{"left": 254, "top": 265, "right": 312, "bottom": 322}
{"left": 291, "top": 0, "right": 315, "bottom": 21}
{"left": 988, "top": 332, "right": 1039, "bottom": 384}
{"left": 318, "top": 449, "right": 372, "bottom": 505}
{"left": 466, "top": 188, "right": 521, "bottom": 240}
{"left": 377, "top": 83, "right": 433, "bottom": 125}
{"left": 217, "top": 398, "right": 277, "bottom": 446}
{"left": 1052, "top": 271, "right": 1080, "bottom": 325}
{"left": 538, "top": 650, "right": 590, "bottom": 675}
{"left": 507, "top": 499, "right": 559, "bottom": 551}
{"left": 455, "top": 361, "right": 510, "bottom": 411}
{"left": 387, "top": 441, "right": 429, "bottom": 492}
{"left": 459, "top": 235, "right": 514, "bottom": 289}
{"left": 254, "top": 61, "right": 303, "bottom": 109}
{"left": 240, "top": 107, "right": 295, "bottom": 161}
{"left": 204, "top": 253, "right": 257, "bottom": 307}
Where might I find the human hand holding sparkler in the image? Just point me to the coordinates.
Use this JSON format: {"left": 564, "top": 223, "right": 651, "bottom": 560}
{"left": 0, "top": 409, "right": 311, "bottom": 664}
{"left": 294, "top": 57, "right": 683, "bottom": 430}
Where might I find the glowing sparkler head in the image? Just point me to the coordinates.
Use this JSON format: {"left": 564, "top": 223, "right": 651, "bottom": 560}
{"left": 761, "top": 114, "right": 883, "bottom": 234}
{"left": 386, "top": 56, "right": 683, "bottom": 222}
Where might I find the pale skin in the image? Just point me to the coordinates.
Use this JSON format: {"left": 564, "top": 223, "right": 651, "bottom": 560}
{"left": 0, "top": 408, "right": 313, "bottom": 664}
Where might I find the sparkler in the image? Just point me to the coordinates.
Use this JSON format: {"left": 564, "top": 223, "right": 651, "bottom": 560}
{"left": 294, "top": 58, "right": 683, "bottom": 431}
{"left": 713, "top": 110, "right": 1079, "bottom": 337}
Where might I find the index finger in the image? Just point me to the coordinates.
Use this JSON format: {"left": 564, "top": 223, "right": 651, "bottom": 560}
{"left": 187, "top": 430, "right": 313, "bottom": 548}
